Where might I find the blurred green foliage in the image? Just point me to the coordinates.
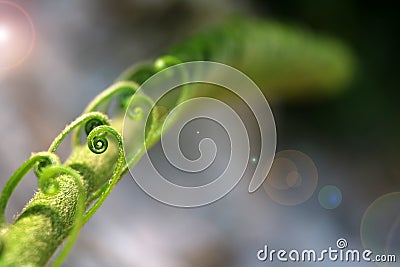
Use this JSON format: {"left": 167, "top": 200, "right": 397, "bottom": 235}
{"left": 169, "top": 17, "right": 356, "bottom": 101}
{"left": 258, "top": 0, "right": 400, "bottom": 154}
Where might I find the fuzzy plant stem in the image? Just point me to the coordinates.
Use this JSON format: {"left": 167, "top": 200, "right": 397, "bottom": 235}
{"left": 0, "top": 17, "right": 355, "bottom": 266}
{"left": 0, "top": 124, "right": 124, "bottom": 266}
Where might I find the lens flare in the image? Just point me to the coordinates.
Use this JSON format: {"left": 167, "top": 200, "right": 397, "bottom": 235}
{"left": 0, "top": 1, "right": 35, "bottom": 70}
{"left": 0, "top": 25, "right": 10, "bottom": 43}
{"left": 361, "top": 192, "right": 400, "bottom": 264}
{"left": 318, "top": 185, "right": 342, "bottom": 209}
{"left": 123, "top": 61, "right": 276, "bottom": 207}
{"left": 263, "top": 150, "right": 318, "bottom": 206}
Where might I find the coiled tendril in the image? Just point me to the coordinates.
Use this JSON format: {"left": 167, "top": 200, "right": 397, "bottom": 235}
{"left": 0, "top": 152, "right": 60, "bottom": 226}
{"left": 83, "top": 81, "right": 139, "bottom": 114}
{"left": 117, "top": 55, "right": 188, "bottom": 173}
{"left": 87, "top": 131, "right": 109, "bottom": 154}
{"left": 0, "top": 54, "right": 187, "bottom": 263}
{"left": 46, "top": 112, "right": 110, "bottom": 150}
{"left": 83, "top": 125, "right": 124, "bottom": 223}
{"left": 37, "top": 165, "right": 86, "bottom": 267}
{"left": 0, "top": 16, "right": 358, "bottom": 266}
{"left": 124, "top": 94, "right": 155, "bottom": 121}
{"left": 0, "top": 152, "right": 86, "bottom": 267}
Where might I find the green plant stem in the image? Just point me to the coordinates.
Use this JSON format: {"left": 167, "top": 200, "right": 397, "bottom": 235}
{"left": 0, "top": 17, "right": 356, "bottom": 266}
{"left": 0, "top": 125, "right": 121, "bottom": 266}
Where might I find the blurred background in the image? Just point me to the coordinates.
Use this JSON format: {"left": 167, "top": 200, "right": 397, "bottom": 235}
{"left": 0, "top": 0, "right": 399, "bottom": 266}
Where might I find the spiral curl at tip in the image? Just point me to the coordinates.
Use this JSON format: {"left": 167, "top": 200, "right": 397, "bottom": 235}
{"left": 124, "top": 94, "right": 155, "bottom": 121}
{"left": 117, "top": 54, "right": 182, "bottom": 130}
{"left": 38, "top": 165, "right": 85, "bottom": 197}
{"left": 83, "top": 125, "right": 124, "bottom": 224}
{"left": 88, "top": 132, "right": 109, "bottom": 154}
{"left": 0, "top": 54, "right": 183, "bottom": 253}
{"left": 38, "top": 167, "right": 60, "bottom": 196}
{"left": 48, "top": 112, "right": 110, "bottom": 152}
{"left": 119, "top": 56, "right": 180, "bottom": 124}
{"left": 0, "top": 152, "right": 60, "bottom": 226}
{"left": 34, "top": 153, "right": 61, "bottom": 177}
{"left": 36, "top": 165, "right": 87, "bottom": 267}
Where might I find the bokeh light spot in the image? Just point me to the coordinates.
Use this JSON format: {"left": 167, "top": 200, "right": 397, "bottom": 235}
{"left": 361, "top": 192, "right": 400, "bottom": 264}
{"left": 286, "top": 171, "right": 302, "bottom": 188}
{"left": 263, "top": 150, "right": 318, "bottom": 206}
{"left": 0, "top": 0, "right": 35, "bottom": 70}
{"left": 0, "top": 25, "right": 10, "bottom": 44}
{"left": 318, "top": 185, "right": 342, "bottom": 209}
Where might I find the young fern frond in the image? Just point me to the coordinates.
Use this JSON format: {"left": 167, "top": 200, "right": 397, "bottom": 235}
{"left": 37, "top": 165, "right": 86, "bottom": 267}
{"left": 0, "top": 152, "right": 60, "bottom": 226}
{"left": 82, "top": 125, "right": 124, "bottom": 224}
{"left": 0, "top": 18, "right": 355, "bottom": 266}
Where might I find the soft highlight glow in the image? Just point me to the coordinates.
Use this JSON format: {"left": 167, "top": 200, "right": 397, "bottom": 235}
{"left": 0, "top": 0, "right": 36, "bottom": 70}
{"left": 0, "top": 25, "right": 10, "bottom": 44}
